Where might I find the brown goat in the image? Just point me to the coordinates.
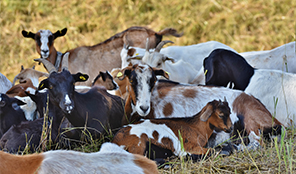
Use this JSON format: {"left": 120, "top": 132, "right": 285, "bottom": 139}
{"left": 22, "top": 26, "right": 182, "bottom": 86}
{"left": 6, "top": 78, "right": 36, "bottom": 98}
{"left": 112, "top": 100, "right": 232, "bottom": 160}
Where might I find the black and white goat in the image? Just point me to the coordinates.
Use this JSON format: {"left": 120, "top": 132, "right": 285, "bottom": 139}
{"left": 203, "top": 48, "right": 296, "bottom": 127}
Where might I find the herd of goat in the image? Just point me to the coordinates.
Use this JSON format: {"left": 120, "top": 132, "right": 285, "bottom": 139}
{"left": 0, "top": 26, "right": 295, "bottom": 173}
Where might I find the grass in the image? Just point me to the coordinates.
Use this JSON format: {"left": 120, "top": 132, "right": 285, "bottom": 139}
{"left": 1, "top": 0, "right": 296, "bottom": 173}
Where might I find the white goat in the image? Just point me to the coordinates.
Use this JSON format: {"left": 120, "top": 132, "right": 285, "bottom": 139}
{"left": 0, "top": 142, "right": 159, "bottom": 174}
{"left": 0, "top": 73, "right": 12, "bottom": 93}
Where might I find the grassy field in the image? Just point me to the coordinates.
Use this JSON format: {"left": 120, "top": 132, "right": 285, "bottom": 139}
{"left": 1, "top": 0, "right": 296, "bottom": 173}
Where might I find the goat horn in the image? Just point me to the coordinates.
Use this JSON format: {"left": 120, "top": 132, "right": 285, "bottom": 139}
{"left": 62, "top": 52, "right": 70, "bottom": 71}
{"left": 145, "top": 38, "right": 150, "bottom": 51}
{"left": 123, "top": 43, "right": 130, "bottom": 49}
{"left": 12, "top": 76, "right": 19, "bottom": 86}
{"left": 155, "top": 40, "right": 174, "bottom": 52}
{"left": 34, "top": 58, "right": 57, "bottom": 74}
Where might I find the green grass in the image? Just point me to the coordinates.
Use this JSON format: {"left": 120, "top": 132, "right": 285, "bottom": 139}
{"left": 1, "top": 0, "right": 296, "bottom": 173}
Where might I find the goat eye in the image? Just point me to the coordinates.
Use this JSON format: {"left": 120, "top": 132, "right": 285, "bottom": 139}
{"left": 49, "top": 85, "right": 53, "bottom": 89}
{"left": 130, "top": 80, "right": 133, "bottom": 83}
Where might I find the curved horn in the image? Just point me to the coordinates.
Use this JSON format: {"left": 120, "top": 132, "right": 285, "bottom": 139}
{"left": 155, "top": 40, "right": 174, "bottom": 53}
{"left": 123, "top": 43, "right": 130, "bottom": 49}
{"left": 145, "top": 38, "right": 150, "bottom": 51}
{"left": 12, "top": 75, "right": 19, "bottom": 86}
{"left": 62, "top": 52, "right": 70, "bottom": 71}
{"left": 34, "top": 58, "right": 57, "bottom": 74}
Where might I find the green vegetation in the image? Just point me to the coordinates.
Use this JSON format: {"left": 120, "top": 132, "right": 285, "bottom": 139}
{"left": 1, "top": 0, "right": 296, "bottom": 173}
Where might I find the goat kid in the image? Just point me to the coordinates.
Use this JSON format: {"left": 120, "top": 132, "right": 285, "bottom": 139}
{"left": 0, "top": 142, "right": 159, "bottom": 174}
{"left": 113, "top": 100, "right": 232, "bottom": 160}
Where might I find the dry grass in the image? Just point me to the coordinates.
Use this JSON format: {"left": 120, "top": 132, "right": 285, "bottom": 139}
{"left": 1, "top": 0, "right": 296, "bottom": 173}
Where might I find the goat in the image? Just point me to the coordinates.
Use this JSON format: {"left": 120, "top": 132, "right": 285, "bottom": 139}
{"left": 113, "top": 99, "right": 232, "bottom": 160}
{"left": 0, "top": 93, "right": 26, "bottom": 138}
{"left": 121, "top": 40, "right": 237, "bottom": 71}
{"left": 34, "top": 53, "right": 125, "bottom": 140}
{"left": 0, "top": 142, "right": 159, "bottom": 174}
{"left": 0, "top": 88, "right": 73, "bottom": 153}
{"left": 0, "top": 73, "right": 12, "bottom": 94}
{"left": 240, "top": 41, "right": 296, "bottom": 73}
{"left": 110, "top": 68, "right": 129, "bottom": 99}
{"left": 118, "top": 64, "right": 283, "bottom": 152}
{"left": 12, "top": 65, "right": 49, "bottom": 87}
{"left": 5, "top": 78, "right": 38, "bottom": 121}
{"left": 22, "top": 26, "right": 182, "bottom": 86}
{"left": 202, "top": 48, "right": 296, "bottom": 127}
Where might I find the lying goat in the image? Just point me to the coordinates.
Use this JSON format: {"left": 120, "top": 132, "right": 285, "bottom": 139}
{"left": 203, "top": 49, "right": 296, "bottom": 127}
{"left": 113, "top": 99, "right": 232, "bottom": 160}
{"left": 0, "top": 142, "right": 158, "bottom": 174}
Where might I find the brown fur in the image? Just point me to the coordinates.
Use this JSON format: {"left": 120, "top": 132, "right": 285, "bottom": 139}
{"left": 40, "top": 26, "right": 182, "bottom": 86}
{"left": 233, "top": 93, "right": 282, "bottom": 136}
{"left": 182, "top": 88, "right": 197, "bottom": 98}
{"left": 6, "top": 78, "right": 36, "bottom": 97}
{"left": 0, "top": 151, "right": 43, "bottom": 174}
{"left": 163, "top": 103, "right": 173, "bottom": 116}
{"left": 111, "top": 68, "right": 129, "bottom": 99}
{"left": 113, "top": 100, "right": 232, "bottom": 157}
{"left": 133, "top": 154, "right": 159, "bottom": 174}
{"left": 13, "top": 66, "right": 48, "bottom": 86}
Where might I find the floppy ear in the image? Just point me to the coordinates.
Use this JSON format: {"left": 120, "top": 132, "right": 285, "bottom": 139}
{"left": 38, "top": 79, "right": 49, "bottom": 90}
{"left": 73, "top": 72, "right": 89, "bottom": 82}
{"left": 200, "top": 104, "right": 214, "bottom": 122}
{"left": 22, "top": 30, "right": 35, "bottom": 39}
{"left": 12, "top": 98, "right": 26, "bottom": 106}
{"left": 53, "top": 28, "right": 67, "bottom": 39}
{"left": 152, "top": 68, "right": 169, "bottom": 79}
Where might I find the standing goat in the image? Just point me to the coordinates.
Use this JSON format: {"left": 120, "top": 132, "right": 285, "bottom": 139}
{"left": 22, "top": 26, "right": 182, "bottom": 86}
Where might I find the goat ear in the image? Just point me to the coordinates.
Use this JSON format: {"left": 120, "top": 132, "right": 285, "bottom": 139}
{"left": 12, "top": 98, "right": 26, "bottom": 107}
{"left": 21, "top": 65, "right": 24, "bottom": 71}
{"left": 73, "top": 72, "right": 89, "bottom": 82}
{"left": 152, "top": 68, "right": 169, "bottom": 79}
{"left": 100, "top": 71, "right": 106, "bottom": 81}
{"left": 53, "top": 28, "right": 67, "bottom": 39}
{"left": 38, "top": 79, "right": 49, "bottom": 90}
{"left": 22, "top": 30, "right": 35, "bottom": 39}
{"left": 118, "top": 66, "right": 132, "bottom": 80}
{"left": 200, "top": 104, "right": 213, "bottom": 122}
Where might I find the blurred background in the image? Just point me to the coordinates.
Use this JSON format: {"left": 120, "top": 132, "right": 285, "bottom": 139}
{"left": 0, "top": 0, "right": 295, "bottom": 80}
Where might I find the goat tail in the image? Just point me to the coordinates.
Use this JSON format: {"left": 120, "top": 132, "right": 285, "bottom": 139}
{"left": 157, "top": 28, "right": 183, "bottom": 37}
{"left": 262, "top": 125, "right": 284, "bottom": 140}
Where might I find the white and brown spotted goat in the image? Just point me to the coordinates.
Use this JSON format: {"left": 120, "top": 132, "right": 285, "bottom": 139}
{"left": 117, "top": 64, "right": 283, "bottom": 152}
{"left": 113, "top": 99, "right": 232, "bottom": 160}
{"left": 22, "top": 26, "right": 182, "bottom": 86}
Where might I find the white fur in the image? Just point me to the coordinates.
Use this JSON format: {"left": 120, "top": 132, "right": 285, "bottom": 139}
{"left": 14, "top": 96, "right": 37, "bottom": 121}
{"left": 38, "top": 143, "right": 147, "bottom": 174}
{"left": 241, "top": 42, "right": 296, "bottom": 73}
{"left": 39, "top": 30, "right": 52, "bottom": 58}
{"left": 245, "top": 69, "right": 296, "bottom": 127}
{"left": 134, "top": 65, "right": 153, "bottom": 116}
{"left": 0, "top": 73, "right": 12, "bottom": 93}
{"left": 129, "top": 119, "right": 187, "bottom": 156}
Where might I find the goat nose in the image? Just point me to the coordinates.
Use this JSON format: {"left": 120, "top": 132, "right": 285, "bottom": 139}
{"left": 140, "top": 106, "right": 149, "bottom": 113}
{"left": 42, "top": 50, "right": 49, "bottom": 53}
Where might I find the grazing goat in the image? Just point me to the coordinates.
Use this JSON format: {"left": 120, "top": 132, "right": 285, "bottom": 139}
{"left": 0, "top": 142, "right": 159, "bottom": 174}
{"left": 113, "top": 99, "right": 232, "bottom": 160}
{"left": 34, "top": 53, "right": 125, "bottom": 140}
{"left": 22, "top": 26, "right": 182, "bottom": 86}
{"left": 240, "top": 41, "right": 296, "bottom": 73}
{"left": 118, "top": 64, "right": 282, "bottom": 151}
{"left": 13, "top": 65, "right": 49, "bottom": 87}
{"left": 202, "top": 48, "right": 296, "bottom": 127}
{"left": 0, "top": 93, "right": 26, "bottom": 138}
{"left": 0, "top": 73, "right": 12, "bottom": 93}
